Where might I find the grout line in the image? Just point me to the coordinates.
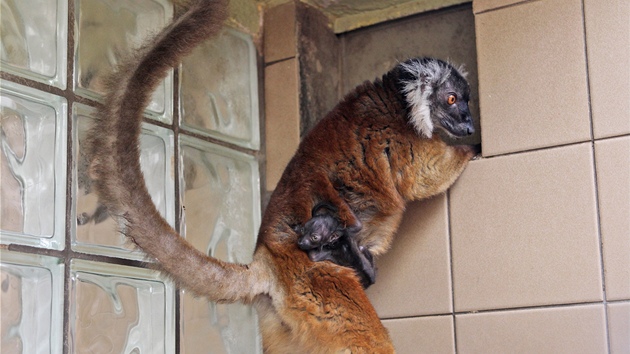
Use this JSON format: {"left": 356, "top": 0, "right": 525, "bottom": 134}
{"left": 591, "top": 133, "right": 630, "bottom": 142}
{"left": 62, "top": 1, "right": 76, "bottom": 352}
{"left": 580, "top": 0, "right": 611, "bottom": 352}
{"left": 0, "top": 72, "right": 65, "bottom": 97}
{"left": 179, "top": 126, "right": 260, "bottom": 156}
{"left": 465, "top": 137, "right": 630, "bottom": 177}
{"left": 446, "top": 189, "right": 458, "bottom": 353}
{"left": 473, "top": 133, "right": 629, "bottom": 161}
{"left": 474, "top": 0, "right": 541, "bottom": 15}
{"left": 480, "top": 139, "right": 594, "bottom": 159}
{"left": 172, "top": 63, "right": 182, "bottom": 353}
{"left": 264, "top": 56, "right": 297, "bottom": 67}
{"left": 62, "top": 256, "right": 72, "bottom": 354}
{"left": 7, "top": 243, "right": 149, "bottom": 268}
{"left": 63, "top": 86, "right": 74, "bottom": 354}
{"left": 607, "top": 299, "right": 630, "bottom": 305}
{"left": 380, "top": 299, "right": 613, "bottom": 322}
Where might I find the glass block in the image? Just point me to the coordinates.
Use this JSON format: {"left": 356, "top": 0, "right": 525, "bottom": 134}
{"left": 0, "top": 81, "right": 67, "bottom": 250}
{"left": 72, "top": 103, "right": 174, "bottom": 259}
{"left": 0, "top": 250, "right": 64, "bottom": 354}
{"left": 178, "top": 135, "right": 261, "bottom": 353}
{"left": 69, "top": 260, "right": 175, "bottom": 354}
{"left": 73, "top": 0, "right": 173, "bottom": 123}
{"left": 0, "top": 0, "right": 68, "bottom": 89}
{"left": 180, "top": 28, "right": 260, "bottom": 150}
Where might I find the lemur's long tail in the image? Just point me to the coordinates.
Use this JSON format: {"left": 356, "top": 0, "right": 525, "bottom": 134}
{"left": 87, "top": 0, "right": 263, "bottom": 302}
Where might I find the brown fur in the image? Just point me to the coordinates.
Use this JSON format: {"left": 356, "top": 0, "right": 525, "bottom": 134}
{"left": 87, "top": 0, "right": 475, "bottom": 352}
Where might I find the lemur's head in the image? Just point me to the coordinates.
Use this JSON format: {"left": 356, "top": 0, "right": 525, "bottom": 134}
{"left": 398, "top": 57, "right": 474, "bottom": 139}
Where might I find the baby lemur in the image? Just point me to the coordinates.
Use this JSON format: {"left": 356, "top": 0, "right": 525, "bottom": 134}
{"left": 296, "top": 203, "right": 376, "bottom": 288}
{"left": 86, "top": 0, "right": 477, "bottom": 352}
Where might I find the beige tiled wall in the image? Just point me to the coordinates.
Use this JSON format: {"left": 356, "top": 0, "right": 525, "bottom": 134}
{"left": 595, "top": 136, "right": 630, "bottom": 301}
{"left": 475, "top": 0, "right": 592, "bottom": 156}
{"left": 263, "top": 1, "right": 340, "bottom": 191}
{"left": 450, "top": 143, "right": 603, "bottom": 311}
{"left": 382, "top": 316, "right": 456, "bottom": 353}
{"left": 367, "top": 0, "right": 630, "bottom": 352}
{"left": 263, "top": 0, "right": 629, "bottom": 352}
{"left": 264, "top": 58, "right": 300, "bottom": 190}
{"left": 456, "top": 304, "right": 609, "bottom": 353}
{"left": 583, "top": 0, "right": 630, "bottom": 138}
{"left": 608, "top": 302, "right": 630, "bottom": 353}
{"left": 366, "top": 196, "right": 453, "bottom": 317}
{"left": 263, "top": 2, "right": 300, "bottom": 191}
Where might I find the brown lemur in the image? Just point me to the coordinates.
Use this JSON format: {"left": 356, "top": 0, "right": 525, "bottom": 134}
{"left": 86, "top": 0, "right": 477, "bottom": 352}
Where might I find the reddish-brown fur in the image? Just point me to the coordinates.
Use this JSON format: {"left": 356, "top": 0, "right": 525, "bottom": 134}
{"left": 87, "top": 0, "right": 475, "bottom": 352}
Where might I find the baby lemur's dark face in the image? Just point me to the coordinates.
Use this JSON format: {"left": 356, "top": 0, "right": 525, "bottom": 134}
{"left": 297, "top": 214, "right": 342, "bottom": 250}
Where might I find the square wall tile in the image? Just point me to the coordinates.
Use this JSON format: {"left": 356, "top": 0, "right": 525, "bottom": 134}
{"left": 264, "top": 59, "right": 300, "bottom": 191}
{"left": 595, "top": 136, "right": 630, "bottom": 300}
{"left": 475, "top": 0, "right": 591, "bottom": 156}
{"left": 584, "top": 0, "right": 630, "bottom": 138}
{"left": 263, "top": 2, "right": 297, "bottom": 63}
{"left": 608, "top": 302, "right": 630, "bottom": 354}
{"left": 456, "top": 304, "right": 608, "bottom": 353}
{"left": 449, "top": 143, "right": 602, "bottom": 311}
{"left": 382, "top": 316, "right": 455, "bottom": 354}
{"left": 366, "top": 195, "right": 452, "bottom": 317}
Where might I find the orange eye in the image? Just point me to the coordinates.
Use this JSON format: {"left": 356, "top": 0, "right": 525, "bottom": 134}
{"left": 447, "top": 95, "right": 457, "bottom": 105}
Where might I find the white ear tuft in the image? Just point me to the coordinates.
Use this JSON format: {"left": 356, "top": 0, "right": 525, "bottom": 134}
{"left": 453, "top": 61, "right": 468, "bottom": 79}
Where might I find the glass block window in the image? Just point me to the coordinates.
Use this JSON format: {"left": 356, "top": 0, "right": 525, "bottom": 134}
{"left": 0, "top": 1, "right": 262, "bottom": 353}
{"left": 0, "top": 80, "right": 67, "bottom": 250}
{"left": 0, "top": 250, "right": 64, "bottom": 353}
{"left": 179, "top": 136, "right": 260, "bottom": 258}
{"left": 72, "top": 103, "right": 175, "bottom": 260}
{"left": 73, "top": 0, "right": 174, "bottom": 122}
{"left": 180, "top": 28, "right": 260, "bottom": 149}
{"left": 0, "top": 0, "right": 68, "bottom": 89}
{"left": 179, "top": 136, "right": 261, "bottom": 353}
{"left": 69, "top": 260, "right": 175, "bottom": 353}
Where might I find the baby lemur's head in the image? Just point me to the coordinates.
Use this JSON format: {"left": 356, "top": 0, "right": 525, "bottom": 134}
{"left": 398, "top": 57, "right": 474, "bottom": 139}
